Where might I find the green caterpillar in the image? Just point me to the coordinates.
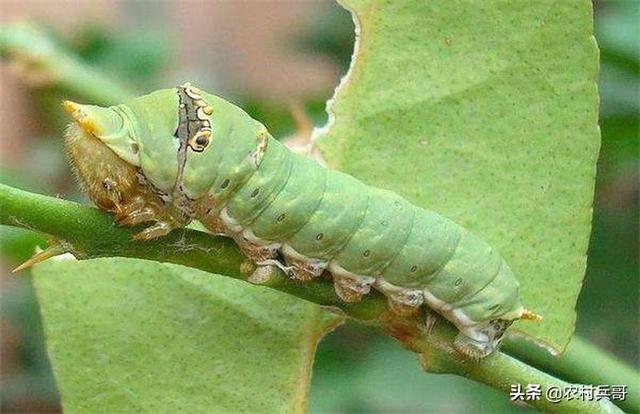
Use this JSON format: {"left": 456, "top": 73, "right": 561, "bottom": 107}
{"left": 62, "top": 83, "right": 540, "bottom": 358}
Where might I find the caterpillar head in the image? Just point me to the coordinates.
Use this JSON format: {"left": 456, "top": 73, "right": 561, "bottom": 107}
{"left": 62, "top": 91, "right": 180, "bottom": 220}
{"left": 63, "top": 102, "right": 142, "bottom": 214}
{"left": 62, "top": 84, "right": 265, "bottom": 215}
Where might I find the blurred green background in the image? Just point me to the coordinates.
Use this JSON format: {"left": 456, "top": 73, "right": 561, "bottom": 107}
{"left": 0, "top": 1, "right": 637, "bottom": 412}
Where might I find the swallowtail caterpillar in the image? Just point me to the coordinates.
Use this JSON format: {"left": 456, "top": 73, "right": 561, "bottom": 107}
{"left": 62, "top": 83, "right": 541, "bottom": 358}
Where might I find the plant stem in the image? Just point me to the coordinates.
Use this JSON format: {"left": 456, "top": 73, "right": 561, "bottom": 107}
{"left": 1, "top": 183, "right": 633, "bottom": 413}
{"left": 504, "top": 336, "right": 639, "bottom": 413}
{"left": 0, "top": 22, "right": 134, "bottom": 104}
{"left": 409, "top": 323, "right": 624, "bottom": 414}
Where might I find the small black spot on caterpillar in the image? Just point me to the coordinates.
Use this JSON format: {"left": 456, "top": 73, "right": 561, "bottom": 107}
{"left": 195, "top": 135, "right": 209, "bottom": 146}
{"left": 221, "top": 179, "right": 230, "bottom": 189}
{"left": 277, "top": 213, "right": 286, "bottom": 222}
{"left": 363, "top": 249, "right": 371, "bottom": 257}
{"left": 250, "top": 188, "right": 260, "bottom": 198}
{"left": 315, "top": 233, "right": 324, "bottom": 240}
{"left": 131, "top": 143, "right": 139, "bottom": 154}
{"left": 455, "top": 278, "right": 463, "bottom": 286}
{"left": 410, "top": 265, "right": 418, "bottom": 272}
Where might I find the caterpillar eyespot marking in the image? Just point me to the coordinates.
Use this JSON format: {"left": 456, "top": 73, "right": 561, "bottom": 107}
{"left": 62, "top": 83, "right": 541, "bottom": 359}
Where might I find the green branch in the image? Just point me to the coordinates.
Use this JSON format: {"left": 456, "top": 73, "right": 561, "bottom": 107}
{"left": 503, "top": 336, "right": 639, "bottom": 412}
{"left": 0, "top": 22, "right": 133, "bottom": 104}
{"left": 2, "top": 183, "right": 634, "bottom": 413}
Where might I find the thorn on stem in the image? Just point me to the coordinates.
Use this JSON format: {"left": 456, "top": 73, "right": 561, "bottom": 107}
{"left": 12, "top": 243, "right": 66, "bottom": 273}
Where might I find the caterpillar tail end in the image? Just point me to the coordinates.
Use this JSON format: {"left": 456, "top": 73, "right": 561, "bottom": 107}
{"left": 521, "top": 308, "right": 543, "bottom": 322}
{"left": 12, "top": 244, "right": 65, "bottom": 273}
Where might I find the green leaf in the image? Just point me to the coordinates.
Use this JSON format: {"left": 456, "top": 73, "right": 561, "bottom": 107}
{"left": 319, "top": 0, "right": 599, "bottom": 352}
{"left": 33, "top": 258, "right": 341, "bottom": 413}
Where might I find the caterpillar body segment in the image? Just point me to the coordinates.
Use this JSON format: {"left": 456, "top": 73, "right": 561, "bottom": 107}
{"left": 62, "top": 83, "right": 538, "bottom": 358}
